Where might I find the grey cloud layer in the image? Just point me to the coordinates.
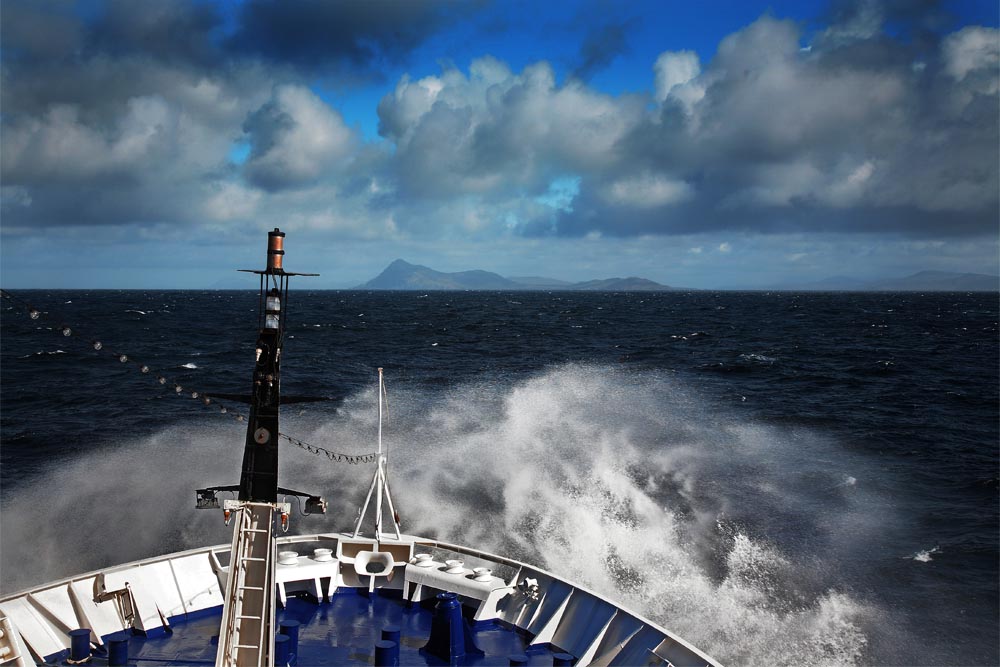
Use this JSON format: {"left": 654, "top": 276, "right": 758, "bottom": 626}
{"left": 1, "top": 0, "right": 996, "bottom": 241}
{"left": 377, "top": 16, "right": 998, "bottom": 238}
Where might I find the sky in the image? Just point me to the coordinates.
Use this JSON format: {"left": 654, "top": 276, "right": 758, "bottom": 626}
{"left": 1, "top": 0, "right": 998, "bottom": 289}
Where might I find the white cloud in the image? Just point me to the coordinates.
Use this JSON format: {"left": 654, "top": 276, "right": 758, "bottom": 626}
{"left": 602, "top": 173, "right": 693, "bottom": 208}
{"left": 378, "top": 57, "right": 643, "bottom": 199}
{"left": 943, "top": 27, "right": 1000, "bottom": 86}
{"left": 242, "top": 85, "right": 356, "bottom": 191}
{"left": 1, "top": 3, "right": 995, "bottom": 249}
{"left": 201, "top": 181, "right": 262, "bottom": 222}
{"left": 654, "top": 50, "right": 703, "bottom": 108}
{"left": 1, "top": 96, "right": 178, "bottom": 184}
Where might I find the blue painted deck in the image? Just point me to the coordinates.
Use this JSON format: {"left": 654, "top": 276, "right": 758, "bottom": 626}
{"left": 78, "top": 589, "right": 566, "bottom": 666}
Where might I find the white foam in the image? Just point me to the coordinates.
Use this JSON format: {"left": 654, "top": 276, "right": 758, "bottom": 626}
{"left": 180, "top": 362, "right": 198, "bottom": 369}
{"left": 2, "top": 364, "right": 880, "bottom": 665}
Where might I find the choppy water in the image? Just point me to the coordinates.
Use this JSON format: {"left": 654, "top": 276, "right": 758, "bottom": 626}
{"left": 1, "top": 289, "right": 997, "bottom": 666}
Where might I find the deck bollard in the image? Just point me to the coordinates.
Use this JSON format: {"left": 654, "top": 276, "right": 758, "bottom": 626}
{"left": 381, "top": 624, "right": 400, "bottom": 644}
{"left": 553, "top": 652, "right": 575, "bottom": 666}
{"left": 108, "top": 631, "right": 130, "bottom": 666}
{"left": 280, "top": 619, "right": 300, "bottom": 661}
{"left": 69, "top": 628, "right": 91, "bottom": 663}
{"left": 374, "top": 639, "right": 399, "bottom": 666}
{"left": 509, "top": 653, "right": 529, "bottom": 665}
{"left": 274, "top": 633, "right": 291, "bottom": 665}
{"left": 421, "top": 592, "right": 482, "bottom": 662}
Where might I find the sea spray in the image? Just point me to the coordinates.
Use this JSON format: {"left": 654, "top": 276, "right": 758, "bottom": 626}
{"left": 379, "top": 365, "right": 878, "bottom": 665}
{"left": 2, "top": 364, "right": 885, "bottom": 664}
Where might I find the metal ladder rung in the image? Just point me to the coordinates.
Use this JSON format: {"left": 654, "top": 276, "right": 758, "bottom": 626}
{"left": 241, "top": 557, "right": 267, "bottom": 562}
{"left": 242, "top": 528, "right": 269, "bottom": 533}
{"left": 236, "top": 614, "right": 262, "bottom": 620}
{"left": 234, "top": 643, "right": 261, "bottom": 650}
{"left": 238, "top": 585, "right": 265, "bottom": 591}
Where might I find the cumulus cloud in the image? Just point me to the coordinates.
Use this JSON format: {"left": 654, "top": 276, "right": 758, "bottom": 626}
{"left": 942, "top": 26, "right": 1000, "bottom": 91}
{"left": 601, "top": 173, "right": 693, "bottom": 208}
{"left": 242, "top": 85, "right": 357, "bottom": 191}
{"left": 552, "top": 13, "right": 998, "bottom": 237}
{"left": 0, "top": 0, "right": 996, "bottom": 247}
{"left": 654, "top": 50, "right": 704, "bottom": 110}
{"left": 368, "top": 9, "right": 996, "bottom": 239}
{"left": 377, "top": 57, "right": 644, "bottom": 202}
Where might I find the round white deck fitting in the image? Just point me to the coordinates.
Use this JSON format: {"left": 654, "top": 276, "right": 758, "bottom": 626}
{"left": 444, "top": 559, "right": 465, "bottom": 574}
{"left": 413, "top": 553, "right": 432, "bottom": 565}
{"left": 278, "top": 551, "right": 299, "bottom": 566}
{"left": 355, "top": 550, "right": 394, "bottom": 576}
{"left": 312, "top": 548, "right": 333, "bottom": 562}
{"left": 474, "top": 568, "right": 493, "bottom": 582}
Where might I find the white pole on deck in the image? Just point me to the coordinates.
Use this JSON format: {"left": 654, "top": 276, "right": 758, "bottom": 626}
{"left": 375, "top": 368, "right": 384, "bottom": 540}
{"left": 352, "top": 368, "right": 402, "bottom": 541}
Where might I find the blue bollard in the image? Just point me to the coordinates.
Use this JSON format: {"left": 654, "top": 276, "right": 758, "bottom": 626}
{"left": 280, "top": 619, "right": 300, "bottom": 662}
{"left": 374, "top": 639, "right": 399, "bottom": 666}
{"left": 274, "top": 633, "right": 290, "bottom": 665}
{"left": 381, "top": 624, "right": 401, "bottom": 644}
{"left": 69, "top": 628, "right": 91, "bottom": 662}
{"left": 422, "top": 592, "right": 462, "bottom": 661}
{"left": 422, "top": 592, "right": 483, "bottom": 662}
{"left": 108, "top": 631, "right": 130, "bottom": 666}
{"left": 509, "top": 653, "right": 529, "bottom": 665}
{"left": 553, "top": 652, "right": 575, "bottom": 666}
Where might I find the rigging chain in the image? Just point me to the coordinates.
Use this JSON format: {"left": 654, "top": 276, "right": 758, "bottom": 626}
{"left": 0, "top": 289, "right": 378, "bottom": 465}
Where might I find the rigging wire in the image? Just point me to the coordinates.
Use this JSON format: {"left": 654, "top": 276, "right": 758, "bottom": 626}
{"left": 1, "top": 289, "right": 378, "bottom": 464}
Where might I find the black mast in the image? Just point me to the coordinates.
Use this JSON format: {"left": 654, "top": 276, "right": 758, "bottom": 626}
{"left": 195, "top": 228, "right": 324, "bottom": 515}
{"left": 237, "top": 228, "right": 317, "bottom": 502}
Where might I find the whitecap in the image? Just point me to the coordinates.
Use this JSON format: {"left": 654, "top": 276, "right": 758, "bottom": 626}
{"left": 739, "top": 353, "right": 776, "bottom": 364}
{"left": 912, "top": 546, "right": 940, "bottom": 562}
{"left": 180, "top": 362, "right": 198, "bottom": 369}
{"left": 125, "top": 310, "right": 148, "bottom": 315}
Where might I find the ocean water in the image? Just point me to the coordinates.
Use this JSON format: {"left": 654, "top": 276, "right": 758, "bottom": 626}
{"left": 1, "top": 289, "right": 997, "bottom": 666}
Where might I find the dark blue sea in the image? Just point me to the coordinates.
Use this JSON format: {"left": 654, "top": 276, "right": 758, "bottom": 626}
{"left": 1, "top": 289, "right": 997, "bottom": 666}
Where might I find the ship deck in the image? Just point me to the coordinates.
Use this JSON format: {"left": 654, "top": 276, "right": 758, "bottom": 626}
{"left": 0, "top": 534, "right": 720, "bottom": 667}
{"left": 99, "top": 591, "right": 566, "bottom": 666}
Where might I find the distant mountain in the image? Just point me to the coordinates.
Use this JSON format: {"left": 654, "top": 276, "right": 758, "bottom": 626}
{"left": 507, "top": 276, "right": 574, "bottom": 288}
{"left": 360, "top": 259, "right": 520, "bottom": 290}
{"left": 571, "top": 277, "right": 672, "bottom": 291}
{"left": 863, "top": 271, "right": 998, "bottom": 292}
{"left": 772, "top": 270, "right": 998, "bottom": 291}
{"left": 792, "top": 276, "right": 868, "bottom": 291}
{"left": 358, "top": 260, "right": 675, "bottom": 291}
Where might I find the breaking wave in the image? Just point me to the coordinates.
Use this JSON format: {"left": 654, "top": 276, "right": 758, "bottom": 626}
{"left": 1, "top": 364, "right": 892, "bottom": 665}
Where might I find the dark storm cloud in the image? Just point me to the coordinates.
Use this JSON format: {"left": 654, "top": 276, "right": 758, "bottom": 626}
{"left": 227, "top": 0, "right": 484, "bottom": 79}
{"left": 569, "top": 19, "right": 635, "bottom": 81}
{"left": 86, "top": 0, "right": 222, "bottom": 67}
